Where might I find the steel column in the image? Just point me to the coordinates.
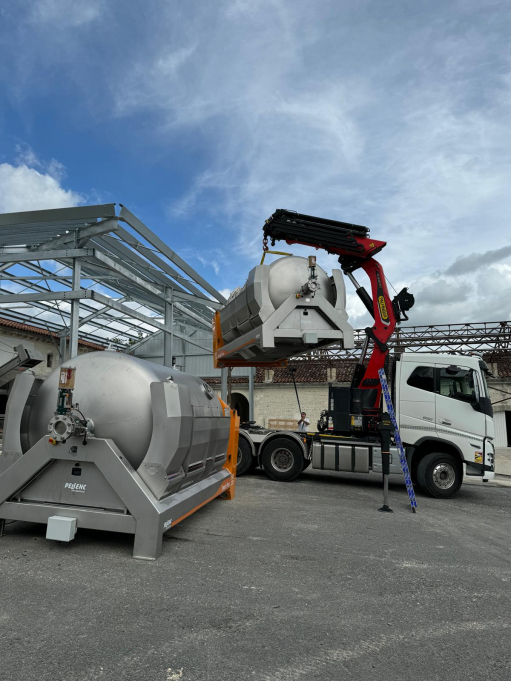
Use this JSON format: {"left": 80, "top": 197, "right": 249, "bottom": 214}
{"left": 164, "top": 288, "right": 174, "bottom": 368}
{"left": 69, "top": 259, "right": 81, "bottom": 359}
{"left": 221, "top": 368, "right": 228, "bottom": 402}
{"left": 248, "top": 367, "right": 255, "bottom": 421}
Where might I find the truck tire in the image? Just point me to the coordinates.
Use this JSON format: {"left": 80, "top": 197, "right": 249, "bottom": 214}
{"left": 261, "top": 437, "right": 304, "bottom": 482}
{"left": 416, "top": 452, "right": 462, "bottom": 499}
{"left": 237, "top": 436, "right": 255, "bottom": 476}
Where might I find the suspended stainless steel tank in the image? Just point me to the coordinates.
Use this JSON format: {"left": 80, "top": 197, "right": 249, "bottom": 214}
{"left": 215, "top": 255, "right": 354, "bottom": 366}
{"left": 267, "top": 256, "right": 334, "bottom": 308}
{"left": 27, "top": 352, "right": 229, "bottom": 471}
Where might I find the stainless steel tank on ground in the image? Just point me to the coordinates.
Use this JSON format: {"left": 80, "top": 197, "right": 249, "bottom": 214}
{"left": 215, "top": 255, "right": 354, "bottom": 366}
{"left": 28, "top": 352, "right": 229, "bottom": 474}
{"left": 0, "top": 352, "right": 238, "bottom": 560}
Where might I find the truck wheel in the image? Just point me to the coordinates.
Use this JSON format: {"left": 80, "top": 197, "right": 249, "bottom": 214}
{"left": 237, "top": 437, "right": 255, "bottom": 476}
{"left": 261, "top": 437, "right": 304, "bottom": 482}
{"left": 417, "top": 452, "right": 462, "bottom": 498}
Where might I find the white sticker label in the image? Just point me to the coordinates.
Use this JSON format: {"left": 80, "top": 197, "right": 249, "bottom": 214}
{"left": 163, "top": 519, "right": 172, "bottom": 530}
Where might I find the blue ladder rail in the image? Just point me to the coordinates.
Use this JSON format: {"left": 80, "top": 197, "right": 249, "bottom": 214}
{"left": 378, "top": 369, "right": 417, "bottom": 512}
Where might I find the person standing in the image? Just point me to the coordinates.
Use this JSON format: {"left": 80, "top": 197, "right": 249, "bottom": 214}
{"left": 297, "top": 412, "right": 310, "bottom": 432}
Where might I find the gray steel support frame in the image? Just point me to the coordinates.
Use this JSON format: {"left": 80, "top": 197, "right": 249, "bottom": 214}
{"left": 0, "top": 435, "right": 231, "bottom": 560}
{"left": 221, "top": 368, "right": 228, "bottom": 402}
{"left": 248, "top": 367, "right": 255, "bottom": 421}
{"left": 69, "top": 258, "right": 81, "bottom": 359}
{"left": 0, "top": 203, "right": 223, "bottom": 357}
{"left": 164, "top": 288, "right": 174, "bottom": 368}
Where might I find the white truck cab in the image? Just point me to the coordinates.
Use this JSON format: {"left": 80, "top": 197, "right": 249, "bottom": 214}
{"left": 395, "top": 353, "right": 495, "bottom": 493}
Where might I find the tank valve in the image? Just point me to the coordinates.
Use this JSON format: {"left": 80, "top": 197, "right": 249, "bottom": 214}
{"left": 47, "top": 366, "right": 93, "bottom": 444}
{"left": 300, "top": 255, "right": 320, "bottom": 298}
{"left": 48, "top": 414, "right": 88, "bottom": 443}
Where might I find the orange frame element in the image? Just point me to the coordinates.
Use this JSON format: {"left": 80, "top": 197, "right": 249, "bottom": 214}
{"left": 169, "top": 402, "right": 239, "bottom": 529}
{"left": 218, "top": 400, "right": 239, "bottom": 501}
{"left": 212, "top": 311, "right": 288, "bottom": 370}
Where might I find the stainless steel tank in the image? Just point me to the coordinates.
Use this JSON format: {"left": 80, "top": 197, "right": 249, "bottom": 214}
{"left": 267, "top": 256, "right": 334, "bottom": 308}
{"left": 27, "top": 352, "right": 228, "bottom": 471}
{"left": 216, "top": 255, "right": 354, "bottom": 364}
{"left": 220, "top": 256, "right": 337, "bottom": 344}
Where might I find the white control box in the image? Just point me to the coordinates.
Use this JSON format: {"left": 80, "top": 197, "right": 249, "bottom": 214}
{"left": 46, "top": 516, "right": 77, "bottom": 542}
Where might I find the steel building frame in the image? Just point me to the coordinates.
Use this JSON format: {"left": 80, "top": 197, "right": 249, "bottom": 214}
{"left": 0, "top": 204, "right": 225, "bottom": 362}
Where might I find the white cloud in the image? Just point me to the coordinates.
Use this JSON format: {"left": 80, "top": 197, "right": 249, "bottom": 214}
{"left": 2, "top": 0, "right": 511, "bottom": 327}
{"left": 0, "top": 163, "right": 83, "bottom": 213}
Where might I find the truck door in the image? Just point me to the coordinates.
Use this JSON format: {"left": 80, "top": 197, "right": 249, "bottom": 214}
{"left": 435, "top": 365, "right": 486, "bottom": 446}
{"left": 397, "top": 363, "right": 436, "bottom": 436}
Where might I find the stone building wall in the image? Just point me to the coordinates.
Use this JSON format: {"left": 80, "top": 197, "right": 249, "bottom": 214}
{"left": 214, "top": 383, "right": 330, "bottom": 428}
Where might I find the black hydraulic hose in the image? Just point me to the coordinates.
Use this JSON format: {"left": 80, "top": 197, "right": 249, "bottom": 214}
{"left": 289, "top": 366, "right": 302, "bottom": 414}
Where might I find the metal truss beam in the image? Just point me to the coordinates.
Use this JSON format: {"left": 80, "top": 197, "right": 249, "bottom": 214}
{"left": 293, "top": 321, "right": 511, "bottom": 361}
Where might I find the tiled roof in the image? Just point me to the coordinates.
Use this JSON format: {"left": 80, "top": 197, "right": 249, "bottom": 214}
{"left": 203, "top": 359, "right": 359, "bottom": 385}
{"left": 483, "top": 352, "right": 511, "bottom": 379}
{"left": 0, "top": 317, "right": 105, "bottom": 350}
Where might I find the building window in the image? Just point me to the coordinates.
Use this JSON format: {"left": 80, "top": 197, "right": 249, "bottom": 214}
{"left": 407, "top": 366, "right": 434, "bottom": 393}
{"left": 47, "top": 353, "right": 54, "bottom": 369}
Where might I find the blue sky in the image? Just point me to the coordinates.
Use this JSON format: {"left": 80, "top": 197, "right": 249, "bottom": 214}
{"left": 1, "top": 0, "right": 510, "bottom": 328}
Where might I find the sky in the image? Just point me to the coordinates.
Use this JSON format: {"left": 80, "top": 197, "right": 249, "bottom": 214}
{"left": 0, "top": 0, "right": 510, "bottom": 329}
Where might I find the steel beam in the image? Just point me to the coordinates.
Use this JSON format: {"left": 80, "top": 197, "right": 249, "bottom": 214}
{"left": 0, "top": 204, "right": 115, "bottom": 228}
{"left": 69, "top": 259, "right": 81, "bottom": 359}
{"left": 0, "top": 248, "right": 92, "bottom": 263}
{"left": 0, "top": 290, "right": 88, "bottom": 304}
{"left": 119, "top": 205, "right": 227, "bottom": 304}
{"left": 221, "top": 369, "right": 228, "bottom": 402}
{"left": 93, "top": 249, "right": 164, "bottom": 299}
{"left": 114, "top": 226, "right": 218, "bottom": 302}
{"left": 248, "top": 367, "right": 255, "bottom": 421}
{"left": 164, "top": 289, "right": 174, "bottom": 368}
{"left": 41, "top": 218, "right": 119, "bottom": 250}
{"left": 93, "top": 248, "right": 213, "bottom": 328}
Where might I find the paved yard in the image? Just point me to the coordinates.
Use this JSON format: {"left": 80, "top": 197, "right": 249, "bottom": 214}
{"left": 0, "top": 469, "right": 510, "bottom": 681}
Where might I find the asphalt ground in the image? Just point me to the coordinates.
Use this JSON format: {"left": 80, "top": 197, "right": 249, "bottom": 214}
{"left": 0, "top": 469, "right": 510, "bottom": 681}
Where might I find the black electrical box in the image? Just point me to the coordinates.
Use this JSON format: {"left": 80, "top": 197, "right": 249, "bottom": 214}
{"left": 328, "top": 386, "right": 351, "bottom": 434}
